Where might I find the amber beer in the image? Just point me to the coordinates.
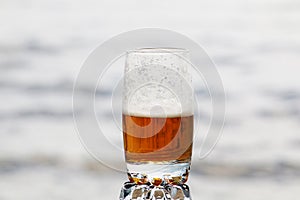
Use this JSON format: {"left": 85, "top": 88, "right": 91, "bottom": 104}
{"left": 123, "top": 114, "right": 193, "bottom": 164}
{"left": 122, "top": 48, "right": 193, "bottom": 187}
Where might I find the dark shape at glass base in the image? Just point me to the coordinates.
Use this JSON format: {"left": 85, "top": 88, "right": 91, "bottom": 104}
{"left": 120, "top": 181, "right": 192, "bottom": 200}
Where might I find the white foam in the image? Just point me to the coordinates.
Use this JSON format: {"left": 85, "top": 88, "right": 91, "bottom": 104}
{"left": 123, "top": 48, "right": 194, "bottom": 117}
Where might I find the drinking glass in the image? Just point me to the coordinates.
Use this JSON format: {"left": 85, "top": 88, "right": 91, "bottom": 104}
{"left": 120, "top": 48, "right": 193, "bottom": 200}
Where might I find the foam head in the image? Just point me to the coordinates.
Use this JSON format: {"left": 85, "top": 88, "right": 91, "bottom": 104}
{"left": 123, "top": 48, "right": 194, "bottom": 117}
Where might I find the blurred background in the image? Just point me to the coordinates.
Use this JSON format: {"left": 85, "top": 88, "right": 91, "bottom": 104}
{"left": 0, "top": 0, "right": 300, "bottom": 199}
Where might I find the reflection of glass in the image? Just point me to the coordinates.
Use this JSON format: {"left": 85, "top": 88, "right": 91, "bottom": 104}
{"left": 120, "top": 48, "right": 193, "bottom": 199}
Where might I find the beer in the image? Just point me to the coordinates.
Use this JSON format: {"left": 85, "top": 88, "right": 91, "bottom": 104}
{"left": 123, "top": 114, "right": 193, "bottom": 164}
{"left": 122, "top": 48, "right": 194, "bottom": 185}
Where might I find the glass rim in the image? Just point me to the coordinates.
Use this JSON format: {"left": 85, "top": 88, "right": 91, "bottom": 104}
{"left": 126, "top": 47, "right": 189, "bottom": 54}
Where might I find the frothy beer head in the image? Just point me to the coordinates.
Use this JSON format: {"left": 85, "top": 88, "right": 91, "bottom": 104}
{"left": 123, "top": 48, "right": 194, "bottom": 118}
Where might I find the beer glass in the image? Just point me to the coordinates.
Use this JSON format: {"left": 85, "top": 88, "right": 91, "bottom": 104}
{"left": 121, "top": 48, "right": 193, "bottom": 199}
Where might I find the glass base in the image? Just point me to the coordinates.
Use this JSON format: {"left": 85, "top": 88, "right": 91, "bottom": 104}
{"left": 120, "top": 181, "right": 192, "bottom": 200}
{"left": 126, "top": 162, "right": 190, "bottom": 184}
